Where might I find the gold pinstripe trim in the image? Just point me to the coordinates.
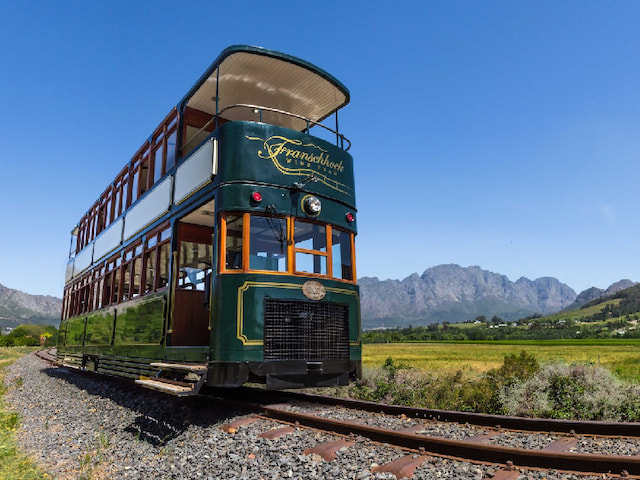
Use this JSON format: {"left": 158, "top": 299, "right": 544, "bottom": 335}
{"left": 236, "top": 281, "right": 361, "bottom": 345}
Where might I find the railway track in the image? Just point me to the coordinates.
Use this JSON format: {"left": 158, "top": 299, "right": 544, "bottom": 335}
{"left": 35, "top": 349, "right": 640, "bottom": 478}
{"left": 34, "top": 348, "right": 57, "bottom": 364}
{"left": 229, "top": 386, "right": 640, "bottom": 436}
{"left": 210, "top": 390, "right": 640, "bottom": 477}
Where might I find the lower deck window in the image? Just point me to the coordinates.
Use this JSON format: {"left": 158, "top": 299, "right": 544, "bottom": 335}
{"left": 221, "top": 213, "right": 355, "bottom": 281}
{"left": 177, "top": 241, "right": 212, "bottom": 291}
{"left": 295, "top": 252, "right": 327, "bottom": 275}
{"left": 224, "top": 215, "right": 243, "bottom": 270}
{"left": 294, "top": 221, "right": 327, "bottom": 275}
{"left": 331, "top": 229, "right": 353, "bottom": 281}
{"left": 249, "top": 216, "right": 287, "bottom": 272}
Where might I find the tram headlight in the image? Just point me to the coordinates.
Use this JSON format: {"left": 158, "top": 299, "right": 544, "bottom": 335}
{"left": 345, "top": 212, "right": 355, "bottom": 223}
{"left": 302, "top": 195, "right": 322, "bottom": 216}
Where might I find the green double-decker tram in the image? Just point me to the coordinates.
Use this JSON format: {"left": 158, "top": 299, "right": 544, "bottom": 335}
{"left": 58, "top": 45, "right": 361, "bottom": 394}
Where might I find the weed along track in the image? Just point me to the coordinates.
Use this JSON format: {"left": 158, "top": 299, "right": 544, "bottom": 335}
{"left": 5, "top": 351, "right": 639, "bottom": 479}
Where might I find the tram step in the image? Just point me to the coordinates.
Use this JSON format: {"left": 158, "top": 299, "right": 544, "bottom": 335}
{"left": 149, "top": 362, "right": 208, "bottom": 374}
{"left": 135, "top": 377, "right": 199, "bottom": 396}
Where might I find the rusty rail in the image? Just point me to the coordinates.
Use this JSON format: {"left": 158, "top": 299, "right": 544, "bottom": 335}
{"left": 236, "top": 388, "right": 640, "bottom": 437}
{"left": 34, "top": 348, "right": 57, "bottom": 364}
{"left": 253, "top": 400, "right": 640, "bottom": 476}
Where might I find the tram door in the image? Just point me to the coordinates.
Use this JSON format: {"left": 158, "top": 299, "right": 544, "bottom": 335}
{"left": 170, "top": 219, "right": 214, "bottom": 346}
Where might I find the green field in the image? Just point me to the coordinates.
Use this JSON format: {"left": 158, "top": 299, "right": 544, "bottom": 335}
{"left": 363, "top": 340, "right": 640, "bottom": 380}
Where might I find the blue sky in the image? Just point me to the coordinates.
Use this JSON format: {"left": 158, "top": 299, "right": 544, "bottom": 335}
{"left": 1, "top": 1, "right": 640, "bottom": 297}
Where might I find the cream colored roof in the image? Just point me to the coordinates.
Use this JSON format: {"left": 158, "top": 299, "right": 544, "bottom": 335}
{"left": 183, "top": 47, "right": 349, "bottom": 131}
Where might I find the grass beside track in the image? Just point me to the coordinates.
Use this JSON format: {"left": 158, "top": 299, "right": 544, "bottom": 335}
{"left": 362, "top": 340, "right": 640, "bottom": 381}
{"left": 0, "top": 347, "right": 48, "bottom": 480}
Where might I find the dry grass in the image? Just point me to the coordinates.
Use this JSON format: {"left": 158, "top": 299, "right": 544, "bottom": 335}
{"left": 0, "top": 347, "right": 47, "bottom": 480}
{"left": 362, "top": 342, "right": 640, "bottom": 380}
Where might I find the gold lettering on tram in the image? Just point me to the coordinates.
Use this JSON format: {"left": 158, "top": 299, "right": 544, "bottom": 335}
{"left": 245, "top": 135, "right": 352, "bottom": 195}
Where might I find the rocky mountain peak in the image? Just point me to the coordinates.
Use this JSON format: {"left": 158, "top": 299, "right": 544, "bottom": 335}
{"left": 605, "top": 279, "right": 636, "bottom": 295}
{"left": 0, "top": 283, "right": 62, "bottom": 327}
{"left": 361, "top": 265, "right": 639, "bottom": 329}
{"left": 360, "top": 264, "right": 577, "bottom": 328}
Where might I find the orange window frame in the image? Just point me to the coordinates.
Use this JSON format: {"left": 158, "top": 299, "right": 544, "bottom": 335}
{"left": 292, "top": 218, "right": 330, "bottom": 278}
{"left": 219, "top": 213, "right": 356, "bottom": 282}
{"left": 219, "top": 212, "right": 247, "bottom": 273}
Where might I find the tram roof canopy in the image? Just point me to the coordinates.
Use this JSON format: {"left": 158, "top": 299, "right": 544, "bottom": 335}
{"left": 181, "top": 45, "right": 350, "bottom": 131}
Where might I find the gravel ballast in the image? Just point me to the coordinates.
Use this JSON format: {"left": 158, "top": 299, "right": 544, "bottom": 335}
{"left": 3, "top": 354, "right": 612, "bottom": 479}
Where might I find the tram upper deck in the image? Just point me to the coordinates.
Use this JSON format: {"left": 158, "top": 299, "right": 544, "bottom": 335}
{"left": 65, "top": 45, "right": 355, "bottom": 285}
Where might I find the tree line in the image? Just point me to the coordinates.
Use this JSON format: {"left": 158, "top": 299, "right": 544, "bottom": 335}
{"left": 0, "top": 324, "right": 58, "bottom": 347}
{"left": 363, "top": 317, "right": 635, "bottom": 343}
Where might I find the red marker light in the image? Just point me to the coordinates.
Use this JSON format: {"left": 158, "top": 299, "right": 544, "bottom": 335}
{"left": 345, "top": 212, "right": 355, "bottom": 222}
{"left": 251, "top": 191, "right": 262, "bottom": 203}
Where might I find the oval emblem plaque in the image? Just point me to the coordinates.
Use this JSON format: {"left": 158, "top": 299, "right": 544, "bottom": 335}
{"left": 302, "top": 280, "right": 326, "bottom": 301}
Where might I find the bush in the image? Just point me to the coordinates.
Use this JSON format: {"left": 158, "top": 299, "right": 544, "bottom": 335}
{"left": 500, "top": 362, "right": 640, "bottom": 421}
{"left": 348, "top": 357, "right": 500, "bottom": 413}
{"left": 491, "top": 351, "right": 539, "bottom": 385}
{"left": 494, "top": 355, "right": 640, "bottom": 420}
{"left": 343, "top": 352, "right": 640, "bottom": 421}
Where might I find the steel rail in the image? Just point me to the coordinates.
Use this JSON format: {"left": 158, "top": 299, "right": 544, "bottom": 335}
{"left": 34, "top": 348, "right": 58, "bottom": 363}
{"left": 252, "top": 388, "right": 640, "bottom": 437}
{"left": 227, "top": 399, "right": 640, "bottom": 476}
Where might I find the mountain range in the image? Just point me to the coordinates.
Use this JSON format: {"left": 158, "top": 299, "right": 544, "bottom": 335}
{"left": 0, "top": 265, "right": 636, "bottom": 330}
{"left": 562, "top": 280, "right": 637, "bottom": 311}
{"left": 359, "top": 264, "right": 635, "bottom": 329}
{"left": 0, "top": 283, "right": 62, "bottom": 328}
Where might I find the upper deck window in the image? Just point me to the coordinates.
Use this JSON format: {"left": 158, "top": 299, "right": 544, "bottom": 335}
{"left": 113, "top": 167, "right": 129, "bottom": 219}
{"left": 152, "top": 109, "right": 178, "bottom": 179}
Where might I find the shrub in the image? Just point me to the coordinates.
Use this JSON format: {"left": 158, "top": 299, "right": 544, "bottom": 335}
{"left": 490, "top": 350, "right": 539, "bottom": 385}
{"left": 348, "top": 358, "right": 500, "bottom": 413}
{"left": 500, "top": 362, "right": 640, "bottom": 421}
{"left": 345, "top": 352, "right": 640, "bottom": 421}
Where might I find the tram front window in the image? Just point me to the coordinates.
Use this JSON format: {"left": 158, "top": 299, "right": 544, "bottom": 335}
{"left": 331, "top": 228, "right": 353, "bottom": 280}
{"left": 224, "top": 215, "right": 243, "bottom": 270}
{"left": 249, "top": 216, "right": 287, "bottom": 272}
{"left": 294, "top": 221, "right": 327, "bottom": 275}
{"left": 294, "top": 221, "right": 326, "bottom": 251}
{"left": 221, "top": 213, "right": 354, "bottom": 281}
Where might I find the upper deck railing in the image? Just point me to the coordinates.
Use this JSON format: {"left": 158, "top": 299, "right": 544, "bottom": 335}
{"left": 182, "top": 103, "right": 351, "bottom": 154}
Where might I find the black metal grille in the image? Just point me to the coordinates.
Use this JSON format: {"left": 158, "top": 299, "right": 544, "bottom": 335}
{"left": 264, "top": 299, "right": 350, "bottom": 360}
